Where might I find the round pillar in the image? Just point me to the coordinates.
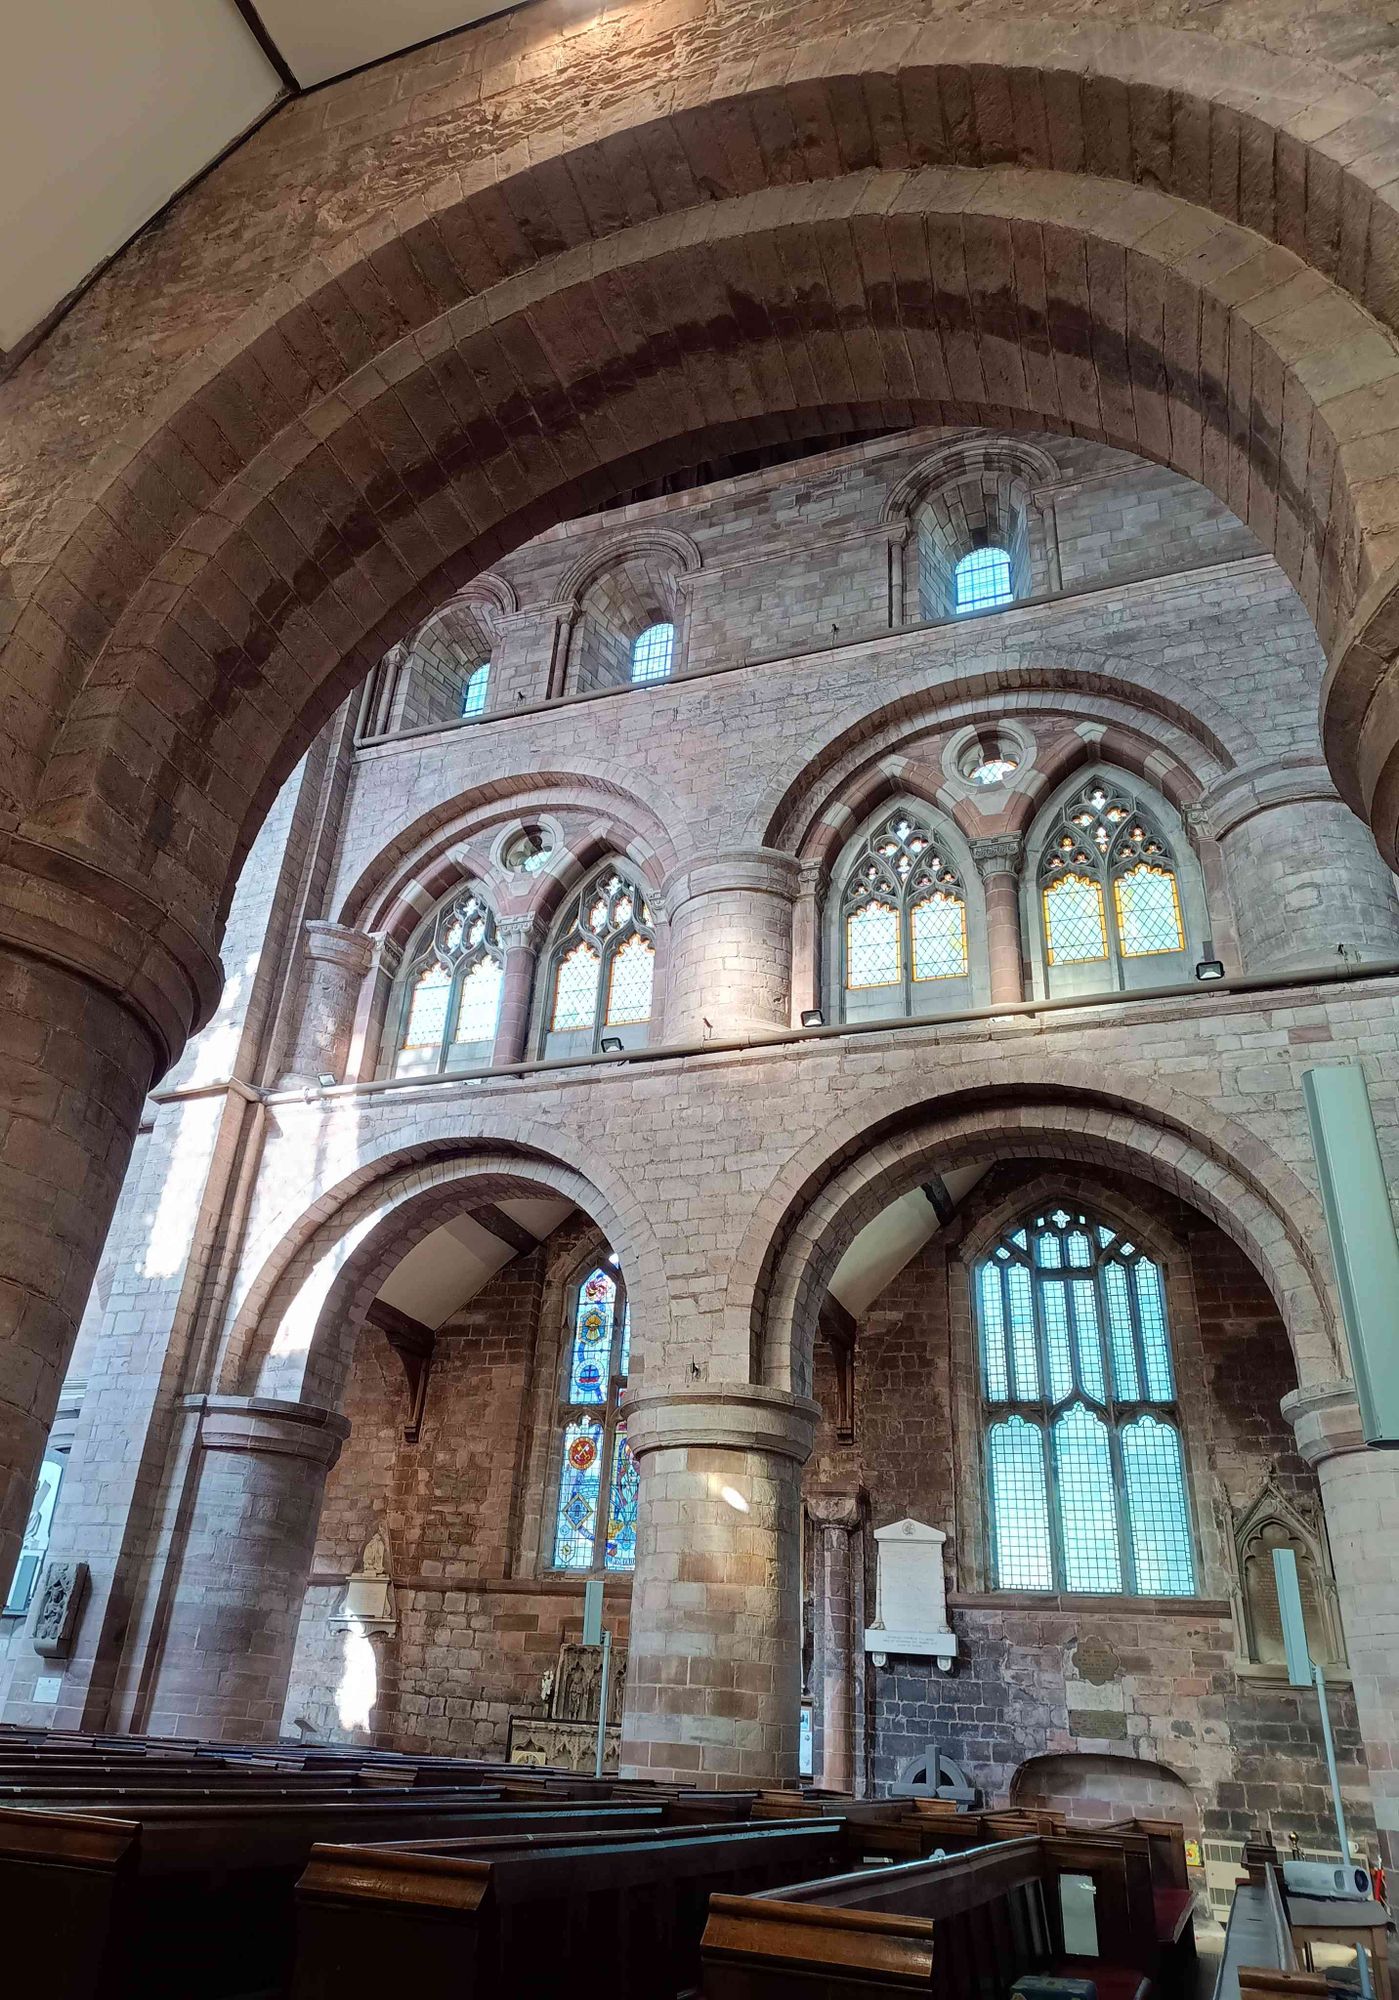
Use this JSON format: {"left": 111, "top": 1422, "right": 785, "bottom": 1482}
{"left": 1284, "top": 1381, "right": 1399, "bottom": 1867}
{"left": 283, "top": 922, "right": 375, "bottom": 1084}
{"left": 619, "top": 1384, "right": 819, "bottom": 1787}
{"left": 1213, "top": 782, "right": 1399, "bottom": 974}
{"left": 789, "top": 861, "right": 827, "bottom": 1026}
{"left": 970, "top": 834, "right": 1026, "bottom": 1004}
{"left": 659, "top": 850, "right": 800, "bottom": 1042}
{"left": 144, "top": 1396, "right": 349, "bottom": 1741}
{"left": 807, "top": 1486, "right": 866, "bottom": 1795}
{"left": 492, "top": 915, "right": 543, "bottom": 1065}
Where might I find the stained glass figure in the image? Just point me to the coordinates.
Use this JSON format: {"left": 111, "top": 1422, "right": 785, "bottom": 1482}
{"left": 954, "top": 546, "right": 1015, "bottom": 613}
{"left": 552, "top": 1257, "right": 636, "bottom": 1574}
{"left": 841, "top": 809, "right": 970, "bottom": 1018}
{"left": 630, "top": 622, "right": 674, "bottom": 683}
{"left": 544, "top": 867, "right": 655, "bottom": 1052}
{"left": 1038, "top": 775, "right": 1188, "bottom": 985}
{"left": 975, "top": 1206, "right": 1194, "bottom": 1597}
{"left": 393, "top": 887, "right": 505, "bottom": 1076}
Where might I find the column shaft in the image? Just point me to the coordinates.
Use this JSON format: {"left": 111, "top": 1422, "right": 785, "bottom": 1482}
{"left": 971, "top": 836, "right": 1025, "bottom": 1004}
{"left": 283, "top": 922, "right": 375, "bottom": 1084}
{"left": 660, "top": 851, "right": 799, "bottom": 1042}
{"left": 1216, "top": 792, "right": 1399, "bottom": 973}
{"left": 492, "top": 917, "right": 542, "bottom": 1065}
{"left": 808, "top": 1488, "right": 865, "bottom": 1794}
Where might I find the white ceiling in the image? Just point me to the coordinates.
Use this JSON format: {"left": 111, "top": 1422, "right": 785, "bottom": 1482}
{"left": 376, "top": 1196, "right": 572, "bottom": 1329}
{"left": 829, "top": 1166, "right": 988, "bottom": 1316}
{"left": 1, "top": 0, "right": 518, "bottom": 356}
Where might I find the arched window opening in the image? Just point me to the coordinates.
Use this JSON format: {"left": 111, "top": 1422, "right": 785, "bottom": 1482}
{"left": 1035, "top": 775, "right": 1195, "bottom": 997}
{"left": 390, "top": 887, "right": 504, "bottom": 1077}
{"left": 976, "top": 1207, "right": 1196, "bottom": 1598}
{"left": 630, "top": 622, "right": 674, "bottom": 684}
{"left": 839, "top": 810, "right": 971, "bottom": 1022}
{"left": 552, "top": 1261, "right": 636, "bottom": 1573}
{"left": 460, "top": 662, "right": 490, "bottom": 717}
{"left": 955, "top": 546, "right": 1014, "bottom": 614}
{"left": 541, "top": 867, "right": 656, "bottom": 1057}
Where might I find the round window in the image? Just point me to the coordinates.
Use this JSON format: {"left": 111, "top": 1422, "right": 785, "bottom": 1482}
{"left": 504, "top": 827, "right": 553, "bottom": 873}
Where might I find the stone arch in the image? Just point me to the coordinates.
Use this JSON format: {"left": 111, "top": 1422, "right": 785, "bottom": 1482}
{"left": 882, "top": 434, "right": 1064, "bottom": 616}
{"left": 558, "top": 529, "right": 701, "bottom": 696}
{"left": 1010, "top": 1753, "right": 1201, "bottom": 1830}
{"left": 222, "top": 1134, "right": 663, "bottom": 1415}
{"left": 555, "top": 529, "right": 702, "bottom": 608}
{"left": 723, "top": 1064, "right": 1340, "bottom": 1399}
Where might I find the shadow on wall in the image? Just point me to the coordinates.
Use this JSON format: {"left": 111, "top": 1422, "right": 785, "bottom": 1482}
{"left": 1011, "top": 1752, "right": 1200, "bottom": 1835}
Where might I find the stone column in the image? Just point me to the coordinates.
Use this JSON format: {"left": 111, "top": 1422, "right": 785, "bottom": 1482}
{"left": 282, "top": 922, "right": 375, "bottom": 1085}
{"left": 659, "top": 851, "right": 800, "bottom": 1042}
{"left": 492, "top": 915, "right": 543, "bottom": 1065}
{"left": 0, "top": 948, "right": 155, "bottom": 1590}
{"left": 971, "top": 835, "right": 1026, "bottom": 1004}
{"left": 619, "top": 1385, "right": 820, "bottom": 1787}
{"left": 143, "top": 1396, "right": 350, "bottom": 1742}
{"left": 789, "top": 861, "right": 827, "bottom": 1027}
{"left": 1210, "top": 776, "right": 1399, "bottom": 974}
{"left": 1284, "top": 1382, "right": 1399, "bottom": 1868}
{"left": 807, "top": 1486, "right": 866, "bottom": 1794}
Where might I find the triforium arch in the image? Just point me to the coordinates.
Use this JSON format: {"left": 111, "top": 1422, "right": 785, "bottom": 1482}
{"left": 728, "top": 1067, "right": 1342, "bottom": 1402}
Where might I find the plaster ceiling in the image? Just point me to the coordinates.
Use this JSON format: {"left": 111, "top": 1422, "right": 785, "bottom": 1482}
{"left": 376, "top": 1196, "right": 572, "bottom": 1329}
{"left": 829, "top": 1166, "right": 988, "bottom": 1317}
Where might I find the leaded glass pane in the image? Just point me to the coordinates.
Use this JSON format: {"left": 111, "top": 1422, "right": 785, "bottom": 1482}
{"left": 1121, "top": 1417, "right": 1194, "bottom": 1595}
{"left": 1114, "top": 863, "right": 1184, "bottom": 957}
{"left": 554, "top": 1420, "right": 604, "bottom": 1569}
{"left": 1042, "top": 1280, "right": 1074, "bottom": 1402}
{"left": 955, "top": 546, "right": 1014, "bottom": 613}
{"left": 605, "top": 1423, "right": 638, "bottom": 1571}
{"left": 1043, "top": 873, "right": 1108, "bottom": 964}
{"left": 1102, "top": 1259, "right": 1141, "bottom": 1400}
{"left": 1053, "top": 1404, "right": 1123, "bottom": 1592}
{"left": 846, "top": 900, "right": 900, "bottom": 988}
{"left": 568, "top": 1269, "right": 616, "bottom": 1402}
{"left": 461, "top": 662, "right": 490, "bottom": 717}
{"left": 403, "top": 962, "right": 451, "bottom": 1048}
{"left": 911, "top": 892, "right": 968, "bottom": 981}
{"left": 453, "top": 956, "right": 503, "bottom": 1044}
{"left": 1066, "top": 1231, "right": 1093, "bottom": 1269}
{"left": 605, "top": 934, "right": 655, "bottom": 1027}
{"left": 1069, "top": 1280, "right": 1107, "bottom": 1403}
{"left": 979, "top": 1263, "right": 1009, "bottom": 1401}
{"left": 551, "top": 940, "right": 601, "bottom": 1032}
{"left": 1005, "top": 1262, "right": 1039, "bottom": 1399}
{"left": 988, "top": 1418, "right": 1052, "bottom": 1589}
{"left": 618, "top": 1300, "right": 631, "bottom": 1381}
{"left": 1036, "top": 1230, "right": 1063, "bottom": 1268}
{"left": 630, "top": 622, "right": 674, "bottom": 683}
{"left": 1133, "top": 1259, "right": 1175, "bottom": 1400}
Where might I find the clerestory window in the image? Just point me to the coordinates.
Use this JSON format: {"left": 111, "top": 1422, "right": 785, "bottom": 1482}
{"left": 541, "top": 865, "right": 656, "bottom": 1057}
{"left": 839, "top": 808, "right": 972, "bottom": 1022}
{"left": 630, "top": 622, "right": 674, "bottom": 684}
{"left": 954, "top": 546, "right": 1014, "bottom": 614}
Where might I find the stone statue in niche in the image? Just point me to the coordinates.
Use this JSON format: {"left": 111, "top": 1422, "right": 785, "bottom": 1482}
{"left": 506, "top": 1637, "right": 629, "bottom": 1769}
{"left": 31, "top": 1559, "right": 87, "bottom": 1658}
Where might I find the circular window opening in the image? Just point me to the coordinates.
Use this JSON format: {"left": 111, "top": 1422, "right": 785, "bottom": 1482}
{"left": 960, "top": 736, "right": 1020, "bottom": 788}
{"left": 504, "top": 827, "right": 553, "bottom": 873}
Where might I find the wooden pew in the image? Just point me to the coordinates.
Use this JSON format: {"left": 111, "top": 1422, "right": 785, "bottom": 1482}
{"left": 292, "top": 1818, "right": 851, "bottom": 2000}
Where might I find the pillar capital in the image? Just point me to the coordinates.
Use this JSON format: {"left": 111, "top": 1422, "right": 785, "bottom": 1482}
{"left": 497, "top": 912, "right": 546, "bottom": 953}
{"left": 302, "top": 920, "right": 375, "bottom": 976}
{"left": 969, "top": 833, "right": 1024, "bottom": 881}
{"left": 621, "top": 1383, "right": 821, "bottom": 1464}
{"left": 1281, "top": 1379, "right": 1368, "bottom": 1467}
{"left": 187, "top": 1394, "right": 351, "bottom": 1472}
{"left": 806, "top": 1484, "right": 865, "bottom": 1531}
{"left": 658, "top": 848, "right": 801, "bottom": 916}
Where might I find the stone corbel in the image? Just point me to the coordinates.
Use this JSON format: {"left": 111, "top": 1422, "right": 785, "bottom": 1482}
{"left": 367, "top": 1299, "right": 436, "bottom": 1444}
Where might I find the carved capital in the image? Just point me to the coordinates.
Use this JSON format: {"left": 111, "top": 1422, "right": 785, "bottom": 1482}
{"left": 303, "top": 921, "right": 375, "bottom": 976}
{"left": 798, "top": 859, "right": 828, "bottom": 907}
{"left": 806, "top": 1487, "right": 865, "bottom": 1532}
{"left": 621, "top": 1384, "right": 821, "bottom": 1465}
{"left": 1280, "top": 1380, "right": 1367, "bottom": 1468}
{"left": 969, "top": 834, "right": 1024, "bottom": 882}
{"left": 498, "top": 913, "right": 546, "bottom": 953}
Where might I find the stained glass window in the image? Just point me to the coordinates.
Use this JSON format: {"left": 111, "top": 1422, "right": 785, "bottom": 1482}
{"left": 840, "top": 809, "right": 970, "bottom": 1017}
{"left": 543, "top": 866, "right": 655, "bottom": 1052}
{"left": 631, "top": 622, "right": 674, "bottom": 683}
{"left": 552, "top": 1260, "right": 635, "bottom": 1573}
{"left": 975, "top": 1207, "right": 1195, "bottom": 1597}
{"left": 460, "top": 662, "right": 490, "bottom": 717}
{"left": 1038, "top": 775, "right": 1189, "bottom": 986}
{"left": 393, "top": 887, "right": 504, "bottom": 1076}
{"left": 954, "top": 546, "right": 1015, "bottom": 613}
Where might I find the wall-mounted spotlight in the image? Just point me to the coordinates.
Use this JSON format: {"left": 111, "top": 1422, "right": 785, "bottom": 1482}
{"left": 317, "top": 1073, "right": 338, "bottom": 1088}
{"left": 599, "top": 1037, "right": 624, "bottom": 1053}
{"left": 800, "top": 1008, "right": 825, "bottom": 1027}
{"left": 1194, "top": 960, "right": 1225, "bottom": 982}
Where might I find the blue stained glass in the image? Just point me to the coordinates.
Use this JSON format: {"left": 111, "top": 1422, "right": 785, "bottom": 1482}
{"left": 568, "top": 1269, "right": 616, "bottom": 1402}
{"left": 1006, "top": 1263, "right": 1039, "bottom": 1399}
{"left": 987, "top": 1418, "right": 1052, "bottom": 1589}
{"left": 1069, "top": 1279, "right": 1107, "bottom": 1403}
{"left": 1121, "top": 1416, "right": 1194, "bottom": 1595}
{"left": 1133, "top": 1259, "right": 1174, "bottom": 1401}
{"left": 618, "top": 1300, "right": 631, "bottom": 1381}
{"left": 1102, "top": 1260, "right": 1141, "bottom": 1400}
{"left": 554, "top": 1420, "right": 604, "bottom": 1569}
{"left": 1036, "top": 1230, "right": 1063, "bottom": 1268}
{"left": 1042, "top": 1281, "right": 1074, "bottom": 1402}
{"left": 979, "top": 1263, "right": 1009, "bottom": 1401}
{"left": 1053, "top": 1403, "right": 1122, "bottom": 1593}
{"left": 605, "top": 1424, "right": 638, "bottom": 1571}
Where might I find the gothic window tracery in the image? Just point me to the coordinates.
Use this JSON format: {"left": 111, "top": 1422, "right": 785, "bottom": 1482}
{"left": 1235, "top": 1486, "right": 1344, "bottom": 1669}
{"left": 975, "top": 1207, "right": 1196, "bottom": 1598}
{"left": 1034, "top": 774, "right": 1194, "bottom": 995}
{"left": 552, "top": 1261, "right": 636, "bottom": 1573}
{"left": 392, "top": 886, "right": 504, "bottom": 1076}
{"left": 839, "top": 809, "right": 971, "bottom": 1021}
{"left": 541, "top": 865, "right": 656, "bottom": 1056}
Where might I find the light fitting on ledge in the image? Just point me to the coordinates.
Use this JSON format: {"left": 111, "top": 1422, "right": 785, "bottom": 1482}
{"left": 317, "top": 1073, "right": 337, "bottom": 1088}
{"left": 800, "top": 1009, "right": 825, "bottom": 1027}
{"left": 1194, "top": 960, "right": 1226, "bottom": 982}
{"left": 599, "top": 1037, "right": 624, "bottom": 1053}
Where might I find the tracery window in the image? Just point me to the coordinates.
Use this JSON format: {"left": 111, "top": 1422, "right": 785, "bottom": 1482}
{"left": 1036, "top": 776, "right": 1190, "bottom": 993}
{"left": 460, "top": 662, "right": 490, "bottom": 717}
{"left": 976, "top": 1208, "right": 1196, "bottom": 1598}
{"left": 630, "top": 622, "right": 674, "bottom": 684}
{"left": 552, "top": 1261, "right": 636, "bottom": 1573}
{"left": 840, "top": 809, "right": 970, "bottom": 1021}
{"left": 954, "top": 546, "right": 1014, "bottom": 614}
{"left": 541, "top": 866, "right": 656, "bottom": 1056}
{"left": 392, "top": 886, "right": 504, "bottom": 1076}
